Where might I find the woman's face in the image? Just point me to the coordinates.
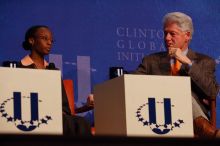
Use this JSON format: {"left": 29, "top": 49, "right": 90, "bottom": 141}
{"left": 29, "top": 27, "right": 53, "bottom": 56}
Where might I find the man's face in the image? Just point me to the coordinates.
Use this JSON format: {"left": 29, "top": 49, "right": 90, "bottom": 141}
{"left": 164, "top": 22, "right": 190, "bottom": 52}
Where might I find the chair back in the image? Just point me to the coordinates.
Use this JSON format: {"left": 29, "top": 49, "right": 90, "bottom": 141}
{"left": 63, "top": 79, "right": 75, "bottom": 115}
{"left": 210, "top": 98, "right": 216, "bottom": 128}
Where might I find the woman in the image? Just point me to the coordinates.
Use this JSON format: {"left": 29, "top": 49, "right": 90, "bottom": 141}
{"left": 20, "top": 25, "right": 91, "bottom": 136}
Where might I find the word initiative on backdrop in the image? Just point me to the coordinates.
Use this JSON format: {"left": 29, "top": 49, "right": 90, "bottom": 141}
{"left": 116, "top": 27, "right": 165, "bottom": 62}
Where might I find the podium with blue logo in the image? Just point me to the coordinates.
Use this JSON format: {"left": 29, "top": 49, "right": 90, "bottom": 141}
{"left": 0, "top": 67, "right": 63, "bottom": 135}
{"left": 94, "top": 74, "right": 194, "bottom": 137}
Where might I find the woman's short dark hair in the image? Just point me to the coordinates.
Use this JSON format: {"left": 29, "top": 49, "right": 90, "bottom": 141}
{"left": 22, "top": 25, "right": 49, "bottom": 50}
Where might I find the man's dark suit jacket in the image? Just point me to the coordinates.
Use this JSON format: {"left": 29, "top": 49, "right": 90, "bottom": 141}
{"left": 134, "top": 49, "right": 219, "bottom": 116}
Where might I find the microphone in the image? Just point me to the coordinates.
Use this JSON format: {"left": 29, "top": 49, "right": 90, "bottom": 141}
{"left": 46, "top": 63, "right": 56, "bottom": 70}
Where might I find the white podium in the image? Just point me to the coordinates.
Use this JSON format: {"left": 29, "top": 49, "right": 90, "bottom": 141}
{"left": 94, "top": 74, "right": 194, "bottom": 137}
{"left": 0, "top": 67, "right": 63, "bottom": 135}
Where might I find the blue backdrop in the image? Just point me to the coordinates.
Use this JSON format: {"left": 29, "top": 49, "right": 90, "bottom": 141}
{"left": 0, "top": 0, "right": 220, "bottom": 127}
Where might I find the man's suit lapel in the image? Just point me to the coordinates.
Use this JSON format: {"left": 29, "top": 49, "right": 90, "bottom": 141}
{"left": 159, "top": 53, "right": 171, "bottom": 75}
{"left": 187, "top": 49, "right": 197, "bottom": 61}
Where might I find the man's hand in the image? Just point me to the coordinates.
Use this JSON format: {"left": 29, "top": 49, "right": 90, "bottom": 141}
{"left": 168, "top": 47, "right": 192, "bottom": 65}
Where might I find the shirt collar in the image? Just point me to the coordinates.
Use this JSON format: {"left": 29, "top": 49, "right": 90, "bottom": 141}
{"left": 21, "top": 55, "right": 49, "bottom": 67}
{"left": 182, "top": 48, "right": 189, "bottom": 56}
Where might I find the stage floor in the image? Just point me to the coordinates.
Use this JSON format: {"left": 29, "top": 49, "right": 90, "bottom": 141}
{"left": 1, "top": 135, "right": 220, "bottom": 146}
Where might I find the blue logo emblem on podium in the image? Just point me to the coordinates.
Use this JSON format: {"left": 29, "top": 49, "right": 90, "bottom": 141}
{"left": 0, "top": 92, "right": 52, "bottom": 132}
{"left": 136, "top": 97, "right": 184, "bottom": 135}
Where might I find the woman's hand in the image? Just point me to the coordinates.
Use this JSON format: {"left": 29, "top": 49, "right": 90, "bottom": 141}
{"left": 86, "top": 94, "right": 94, "bottom": 108}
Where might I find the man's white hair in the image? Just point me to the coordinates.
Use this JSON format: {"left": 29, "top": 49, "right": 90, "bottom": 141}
{"left": 163, "top": 12, "right": 194, "bottom": 39}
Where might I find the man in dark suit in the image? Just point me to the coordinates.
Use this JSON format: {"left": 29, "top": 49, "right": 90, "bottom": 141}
{"left": 134, "top": 12, "right": 219, "bottom": 138}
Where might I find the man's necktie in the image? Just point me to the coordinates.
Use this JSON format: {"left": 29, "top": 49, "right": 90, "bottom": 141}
{"left": 171, "top": 59, "right": 181, "bottom": 75}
